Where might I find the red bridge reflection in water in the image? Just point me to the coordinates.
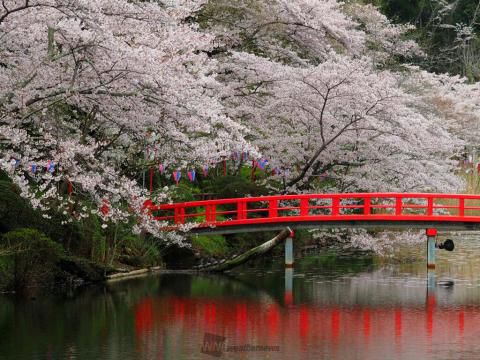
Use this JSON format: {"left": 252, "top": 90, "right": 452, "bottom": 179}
{"left": 134, "top": 295, "right": 477, "bottom": 358}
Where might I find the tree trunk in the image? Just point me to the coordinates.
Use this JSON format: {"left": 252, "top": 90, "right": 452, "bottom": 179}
{"left": 200, "top": 228, "right": 291, "bottom": 272}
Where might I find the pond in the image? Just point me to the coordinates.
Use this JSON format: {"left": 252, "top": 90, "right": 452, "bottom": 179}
{"left": 2, "top": 233, "right": 480, "bottom": 359}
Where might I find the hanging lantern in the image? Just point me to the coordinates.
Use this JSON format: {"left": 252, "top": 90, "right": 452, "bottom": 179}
{"left": 159, "top": 163, "right": 165, "bottom": 175}
{"left": 202, "top": 164, "right": 209, "bottom": 177}
{"left": 31, "top": 163, "right": 37, "bottom": 174}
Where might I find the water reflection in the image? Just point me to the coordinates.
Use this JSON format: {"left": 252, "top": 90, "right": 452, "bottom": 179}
{"left": 130, "top": 274, "right": 480, "bottom": 360}
{"left": 2, "top": 236, "right": 480, "bottom": 359}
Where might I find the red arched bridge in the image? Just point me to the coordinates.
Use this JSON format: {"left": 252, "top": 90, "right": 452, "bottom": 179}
{"left": 146, "top": 193, "right": 480, "bottom": 235}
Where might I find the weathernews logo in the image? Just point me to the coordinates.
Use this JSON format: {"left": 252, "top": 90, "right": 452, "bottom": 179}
{"left": 201, "top": 332, "right": 280, "bottom": 357}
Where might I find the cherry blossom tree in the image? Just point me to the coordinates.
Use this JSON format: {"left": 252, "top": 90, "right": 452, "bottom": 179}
{"left": 205, "top": 0, "right": 463, "bottom": 193}
{"left": 0, "top": 0, "right": 250, "bottom": 241}
{"left": 219, "top": 52, "right": 461, "bottom": 192}
{"left": 1, "top": 0, "right": 475, "bottom": 254}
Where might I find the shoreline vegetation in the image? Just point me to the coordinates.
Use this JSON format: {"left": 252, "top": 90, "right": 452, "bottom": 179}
{"left": 1, "top": 168, "right": 479, "bottom": 296}
{"left": 2, "top": 0, "right": 480, "bottom": 298}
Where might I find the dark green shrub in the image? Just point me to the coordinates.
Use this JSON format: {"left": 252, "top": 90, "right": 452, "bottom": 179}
{"left": 1, "top": 228, "right": 64, "bottom": 292}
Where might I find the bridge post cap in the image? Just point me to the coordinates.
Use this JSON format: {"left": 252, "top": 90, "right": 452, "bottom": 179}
{"left": 426, "top": 228, "right": 438, "bottom": 237}
{"left": 287, "top": 227, "right": 294, "bottom": 238}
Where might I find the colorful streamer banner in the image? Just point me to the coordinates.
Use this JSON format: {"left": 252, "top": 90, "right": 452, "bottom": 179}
{"left": 231, "top": 151, "right": 241, "bottom": 161}
{"left": 10, "top": 159, "right": 18, "bottom": 169}
{"left": 46, "top": 160, "right": 55, "bottom": 173}
{"left": 159, "top": 163, "right": 165, "bottom": 175}
{"left": 257, "top": 159, "right": 268, "bottom": 170}
{"left": 173, "top": 170, "right": 181, "bottom": 185}
{"left": 31, "top": 163, "right": 37, "bottom": 174}
{"left": 187, "top": 170, "right": 196, "bottom": 182}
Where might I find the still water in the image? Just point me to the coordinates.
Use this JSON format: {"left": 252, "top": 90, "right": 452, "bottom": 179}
{"left": 3, "top": 235, "right": 480, "bottom": 359}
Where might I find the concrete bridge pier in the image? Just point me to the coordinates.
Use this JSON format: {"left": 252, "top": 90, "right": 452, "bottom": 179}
{"left": 284, "top": 228, "right": 295, "bottom": 306}
{"left": 426, "top": 228, "right": 437, "bottom": 270}
{"left": 285, "top": 228, "right": 294, "bottom": 268}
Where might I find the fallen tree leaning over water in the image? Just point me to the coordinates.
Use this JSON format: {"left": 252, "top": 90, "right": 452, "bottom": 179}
{"left": 196, "top": 228, "right": 291, "bottom": 272}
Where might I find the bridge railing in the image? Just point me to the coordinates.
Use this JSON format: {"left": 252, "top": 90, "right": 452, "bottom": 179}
{"left": 147, "top": 193, "right": 480, "bottom": 227}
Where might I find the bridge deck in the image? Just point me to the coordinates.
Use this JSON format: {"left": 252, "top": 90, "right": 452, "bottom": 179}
{"left": 146, "top": 193, "right": 480, "bottom": 234}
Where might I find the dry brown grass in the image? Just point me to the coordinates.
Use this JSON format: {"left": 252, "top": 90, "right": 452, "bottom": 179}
{"left": 439, "top": 169, "right": 480, "bottom": 216}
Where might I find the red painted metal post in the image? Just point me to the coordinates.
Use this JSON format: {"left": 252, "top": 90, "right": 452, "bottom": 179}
{"left": 364, "top": 196, "right": 371, "bottom": 215}
{"left": 269, "top": 200, "right": 278, "bottom": 218}
{"left": 237, "top": 201, "right": 247, "bottom": 220}
{"left": 395, "top": 197, "right": 402, "bottom": 216}
{"left": 210, "top": 205, "right": 216, "bottom": 223}
{"left": 459, "top": 197, "right": 465, "bottom": 216}
{"left": 426, "top": 228, "right": 437, "bottom": 237}
{"left": 174, "top": 206, "right": 185, "bottom": 224}
{"left": 300, "top": 198, "right": 309, "bottom": 216}
{"left": 178, "top": 207, "right": 186, "bottom": 224}
{"left": 174, "top": 206, "right": 180, "bottom": 224}
{"left": 332, "top": 197, "right": 340, "bottom": 216}
{"left": 427, "top": 197, "right": 433, "bottom": 216}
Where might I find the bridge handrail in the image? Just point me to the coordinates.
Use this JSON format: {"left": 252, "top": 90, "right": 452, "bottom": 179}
{"left": 146, "top": 193, "right": 480, "bottom": 227}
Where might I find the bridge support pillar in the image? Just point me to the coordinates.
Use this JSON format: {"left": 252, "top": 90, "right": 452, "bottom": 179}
{"left": 285, "top": 228, "right": 294, "bottom": 268}
{"left": 426, "top": 228, "right": 437, "bottom": 270}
